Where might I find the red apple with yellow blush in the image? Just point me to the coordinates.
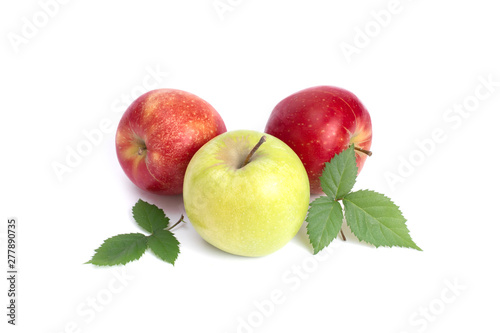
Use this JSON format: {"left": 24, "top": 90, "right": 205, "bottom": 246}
{"left": 115, "top": 89, "right": 226, "bottom": 195}
{"left": 265, "top": 86, "right": 372, "bottom": 194}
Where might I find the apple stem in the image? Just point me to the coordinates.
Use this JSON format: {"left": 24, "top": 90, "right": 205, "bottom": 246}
{"left": 241, "top": 136, "right": 267, "bottom": 168}
{"left": 354, "top": 146, "right": 372, "bottom": 156}
{"left": 167, "top": 214, "right": 185, "bottom": 231}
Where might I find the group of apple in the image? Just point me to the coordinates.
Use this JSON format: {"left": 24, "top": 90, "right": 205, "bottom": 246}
{"left": 115, "top": 86, "right": 372, "bottom": 257}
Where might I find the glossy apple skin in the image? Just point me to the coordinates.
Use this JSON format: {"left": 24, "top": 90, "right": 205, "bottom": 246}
{"left": 265, "top": 86, "right": 372, "bottom": 194}
{"left": 183, "top": 130, "right": 310, "bottom": 257}
{"left": 116, "top": 89, "right": 226, "bottom": 195}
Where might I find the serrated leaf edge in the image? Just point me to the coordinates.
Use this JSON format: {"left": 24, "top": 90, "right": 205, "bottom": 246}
{"left": 306, "top": 196, "right": 344, "bottom": 254}
{"left": 132, "top": 199, "right": 170, "bottom": 234}
{"left": 343, "top": 190, "right": 422, "bottom": 251}
{"left": 86, "top": 233, "right": 148, "bottom": 266}
{"left": 147, "top": 230, "right": 180, "bottom": 265}
{"left": 320, "top": 145, "right": 358, "bottom": 200}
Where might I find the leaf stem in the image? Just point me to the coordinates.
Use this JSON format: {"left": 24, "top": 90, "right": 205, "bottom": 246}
{"left": 241, "top": 135, "right": 266, "bottom": 168}
{"left": 167, "top": 214, "right": 185, "bottom": 231}
{"left": 339, "top": 229, "right": 346, "bottom": 241}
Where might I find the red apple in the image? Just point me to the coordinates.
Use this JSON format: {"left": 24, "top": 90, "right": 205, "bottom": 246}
{"left": 115, "top": 89, "right": 226, "bottom": 195}
{"left": 265, "top": 86, "right": 372, "bottom": 194}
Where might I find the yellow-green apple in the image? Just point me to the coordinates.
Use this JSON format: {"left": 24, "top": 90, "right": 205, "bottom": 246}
{"left": 115, "top": 89, "right": 226, "bottom": 195}
{"left": 183, "top": 130, "right": 310, "bottom": 257}
{"left": 265, "top": 86, "right": 372, "bottom": 194}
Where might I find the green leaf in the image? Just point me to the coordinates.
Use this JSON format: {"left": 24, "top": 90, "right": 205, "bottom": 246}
{"left": 132, "top": 199, "right": 170, "bottom": 233}
{"left": 86, "top": 233, "right": 148, "bottom": 266}
{"left": 343, "top": 190, "right": 422, "bottom": 251}
{"left": 147, "top": 229, "right": 180, "bottom": 265}
{"left": 320, "top": 145, "right": 358, "bottom": 200}
{"left": 306, "top": 196, "right": 345, "bottom": 254}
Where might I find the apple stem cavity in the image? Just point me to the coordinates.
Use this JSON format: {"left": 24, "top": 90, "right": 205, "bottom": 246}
{"left": 135, "top": 137, "right": 147, "bottom": 156}
{"left": 241, "top": 136, "right": 267, "bottom": 168}
{"left": 354, "top": 146, "right": 372, "bottom": 156}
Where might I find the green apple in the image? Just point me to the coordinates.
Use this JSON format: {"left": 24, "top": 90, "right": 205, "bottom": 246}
{"left": 183, "top": 130, "right": 310, "bottom": 257}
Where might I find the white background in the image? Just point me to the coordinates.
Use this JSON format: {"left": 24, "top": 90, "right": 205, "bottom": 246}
{"left": 1, "top": 0, "right": 499, "bottom": 332}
